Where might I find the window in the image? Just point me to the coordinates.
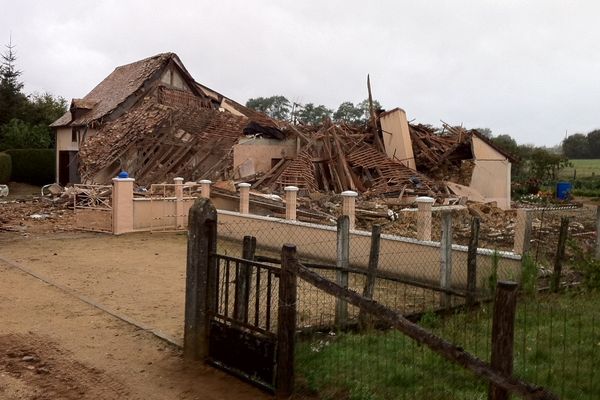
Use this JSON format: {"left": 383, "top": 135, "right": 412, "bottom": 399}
{"left": 71, "top": 128, "right": 77, "bottom": 143}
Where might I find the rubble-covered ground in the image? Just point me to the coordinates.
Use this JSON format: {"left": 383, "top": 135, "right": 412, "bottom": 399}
{"left": 2, "top": 182, "right": 598, "bottom": 262}
{"left": 0, "top": 182, "right": 76, "bottom": 235}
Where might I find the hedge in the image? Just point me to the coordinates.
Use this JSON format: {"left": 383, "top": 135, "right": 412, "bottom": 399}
{"left": 0, "top": 152, "right": 11, "bottom": 184}
{"left": 5, "top": 149, "right": 55, "bottom": 186}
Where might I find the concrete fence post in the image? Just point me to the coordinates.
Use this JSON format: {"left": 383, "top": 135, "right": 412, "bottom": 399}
{"left": 284, "top": 186, "right": 299, "bottom": 220}
{"left": 514, "top": 208, "right": 532, "bottom": 254}
{"left": 199, "top": 179, "right": 212, "bottom": 199}
{"left": 238, "top": 182, "right": 251, "bottom": 214}
{"left": 174, "top": 177, "right": 184, "bottom": 229}
{"left": 112, "top": 177, "right": 135, "bottom": 235}
{"left": 341, "top": 190, "right": 358, "bottom": 230}
{"left": 416, "top": 196, "right": 434, "bottom": 241}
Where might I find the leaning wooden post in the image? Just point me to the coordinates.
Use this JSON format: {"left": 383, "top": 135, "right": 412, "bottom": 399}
{"left": 359, "top": 224, "right": 381, "bottom": 330}
{"left": 439, "top": 210, "right": 453, "bottom": 308}
{"left": 551, "top": 217, "right": 569, "bottom": 292}
{"left": 234, "top": 236, "right": 256, "bottom": 322}
{"left": 467, "top": 217, "right": 480, "bottom": 307}
{"left": 335, "top": 215, "right": 350, "bottom": 328}
{"left": 489, "top": 281, "right": 519, "bottom": 400}
{"left": 277, "top": 244, "right": 298, "bottom": 398}
{"left": 595, "top": 205, "right": 600, "bottom": 260}
{"left": 184, "top": 198, "right": 218, "bottom": 360}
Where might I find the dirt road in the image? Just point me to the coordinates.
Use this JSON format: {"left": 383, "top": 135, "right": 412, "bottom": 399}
{"left": 0, "top": 232, "right": 267, "bottom": 399}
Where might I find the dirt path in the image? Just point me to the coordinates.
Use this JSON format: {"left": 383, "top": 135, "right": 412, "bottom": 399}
{"left": 0, "top": 237, "right": 267, "bottom": 399}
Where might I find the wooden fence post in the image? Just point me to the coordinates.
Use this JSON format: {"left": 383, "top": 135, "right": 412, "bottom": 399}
{"left": 335, "top": 215, "right": 350, "bottom": 327}
{"left": 234, "top": 236, "right": 256, "bottom": 322}
{"left": 551, "top": 217, "right": 569, "bottom": 292}
{"left": 359, "top": 224, "right": 381, "bottom": 329}
{"left": 467, "top": 217, "right": 480, "bottom": 307}
{"left": 184, "top": 198, "right": 217, "bottom": 360}
{"left": 595, "top": 205, "right": 600, "bottom": 260}
{"left": 277, "top": 244, "right": 298, "bottom": 398}
{"left": 440, "top": 211, "right": 453, "bottom": 308}
{"left": 489, "top": 281, "right": 519, "bottom": 400}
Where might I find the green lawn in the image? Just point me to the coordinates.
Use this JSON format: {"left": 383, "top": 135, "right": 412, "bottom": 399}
{"left": 296, "top": 290, "right": 600, "bottom": 400}
{"left": 559, "top": 159, "right": 600, "bottom": 179}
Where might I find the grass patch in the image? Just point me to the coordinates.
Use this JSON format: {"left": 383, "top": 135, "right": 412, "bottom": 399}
{"left": 559, "top": 159, "right": 600, "bottom": 179}
{"left": 296, "top": 290, "right": 600, "bottom": 399}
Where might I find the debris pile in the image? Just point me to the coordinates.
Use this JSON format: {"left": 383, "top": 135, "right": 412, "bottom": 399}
{"left": 252, "top": 123, "right": 440, "bottom": 198}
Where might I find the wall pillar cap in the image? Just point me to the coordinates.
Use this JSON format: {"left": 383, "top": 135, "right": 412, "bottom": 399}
{"left": 284, "top": 186, "right": 299, "bottom": 192}
{"left": 174, "top": 177, "right": 184, "bottom": 182}
{"left": 238, "top": 182, "right": 251, "bottom": 188}
{"left": 112, "top": 177, "right": 135, "bottom": 182}
{"left": 341, "top": 190, "right": 358, "bottom": 197}
{"left": 416, "top": 196, "right": 435, "bottom": 204}
{"left": 199, "top": 179, "right": 212, "bottom": 184}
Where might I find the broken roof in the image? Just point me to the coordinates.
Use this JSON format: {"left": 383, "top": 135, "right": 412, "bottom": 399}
{"left": 79, "top": 87, "right": 247, "bottom": 185}
{"left": 51, "top": 52, "right": 257, "bottom": 128}
{"left": 52, "top": 53, "right": 178, "bottom": 127}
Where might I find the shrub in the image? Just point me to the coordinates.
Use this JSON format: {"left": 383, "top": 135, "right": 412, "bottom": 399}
{"left": 5, "top": 149, "right": 54, "bottom": 185}
{"left": 520, "top": 253, "right": 538, "bottom": 296}
{"left": 0, "top": 152, "right": 11, "bottom": 183}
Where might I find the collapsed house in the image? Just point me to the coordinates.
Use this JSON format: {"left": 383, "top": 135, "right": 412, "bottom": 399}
{"left": 51, "top": 52, "right": 514, "bottom": 209}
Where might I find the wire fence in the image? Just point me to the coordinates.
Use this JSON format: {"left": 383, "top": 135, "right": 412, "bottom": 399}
{"left": 211, "top": 206, "right": 599, "bottom": 399}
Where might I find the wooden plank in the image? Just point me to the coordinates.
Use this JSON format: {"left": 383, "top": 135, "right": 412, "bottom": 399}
{"left": 467, "top": 217, "right": 480, "bottom": 307}
{"left": 489, "top": 281, "right": 519, "bottom": 400}
{"left": 276, "top": 244, "right": 298, "bottom": 397}
{"left": 292, "top": 263, "right": 557, "bottom": 400}
{"left": 367, "top": 74, "right": 385, "bottom": 153}
{"left": 551, "top": 217, "right": 569, "bottom": 292}
{"left": 184, "top": 198, "right": 218, "bottom": 360}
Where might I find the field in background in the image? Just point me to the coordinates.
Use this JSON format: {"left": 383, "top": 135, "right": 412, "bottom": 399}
{"left": 560, "top": 159, "right": 600, "bottom": 179}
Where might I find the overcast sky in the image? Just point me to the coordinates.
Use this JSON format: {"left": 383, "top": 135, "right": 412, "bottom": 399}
{"left": 2, "top": 0, "right": 599, "bottom": 146}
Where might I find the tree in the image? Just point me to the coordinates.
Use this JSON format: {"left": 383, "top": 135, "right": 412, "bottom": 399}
{"left": 474, "top": 128, "right": 493, "bottom": 138}
{"left": 0, "top": 118, "right": 51, "bottom": 149}
{"left": 333, "top": 101, "right": 364, "bottom": 124}
{"left": 586, "top": 130, "right": 600, "bottom": 158}
{"left": 490, "top": 134, "right": 519, "bottom": 157}
{"left": 245, "top": 96, "right": 291, "bottom": 120}
{"left": 357, "top": 98, "right": 382, "bottom": 123}
{"left": 528, "top": 147, "right": 570, "bottom": 181}
{"left": 562, "top": 133, "right": 590, "bottom": 159}
{"left": 0, "top": 39, "right": 28, "bottom": 126}
{"left": 296, "top": 103, "right": 332, "bottom": 125}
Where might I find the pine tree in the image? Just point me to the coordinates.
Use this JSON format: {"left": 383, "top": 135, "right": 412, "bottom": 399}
{"left": 0, "top": 38, "right": 28, "bottom": 126}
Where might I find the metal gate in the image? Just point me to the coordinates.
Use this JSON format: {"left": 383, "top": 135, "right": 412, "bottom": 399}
{"left": 207, "top": 253, "right": 281, "bottom": 390}
{"left": 73, "top": 184, "right": 113, "bottom": 232}
{"left": 184, "top": 200, "right": 296, "bottom": 396}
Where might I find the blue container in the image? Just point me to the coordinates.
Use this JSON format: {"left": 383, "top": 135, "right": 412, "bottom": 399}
{"left": 556, "top": 181, "right": 572, "bottom": 200}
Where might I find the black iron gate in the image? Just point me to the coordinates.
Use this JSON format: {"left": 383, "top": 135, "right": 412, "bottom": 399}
{"left": 183, "top": 198, "right": 296, "bottom": 397}
{"left": 207, "top": 253, "right": 281, "bottom": 390}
